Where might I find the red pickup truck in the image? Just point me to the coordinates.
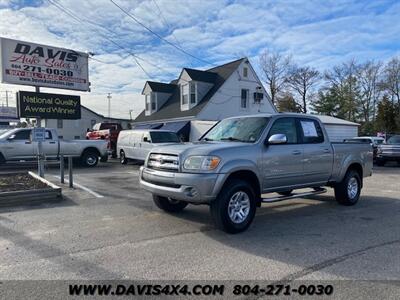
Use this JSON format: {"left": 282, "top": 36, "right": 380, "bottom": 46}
{"left": 86, "top": 122, "right": 123, "bottom": 158}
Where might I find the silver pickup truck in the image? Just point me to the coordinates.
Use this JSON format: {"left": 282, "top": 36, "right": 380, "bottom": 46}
{"left": 0, "top": 128, "right": 108, "bottom": 167}
{"left": 140, "top": 113, "right": 373, "bottom": 233}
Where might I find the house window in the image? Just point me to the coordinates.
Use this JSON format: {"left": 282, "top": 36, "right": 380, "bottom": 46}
{"left": 243, "top": 67, "right": 248, "bottom": 78}
{"left": 241, "top": 89, "right": 249, "bottom": 109}
{"left": 181, "top": 84, "right": 189, "bottom": 105}
{"left": 57, "top": 119, "right": 63, "bottom": 129}
{"left": 190, "top": 82, "right": 196, "bottom": 104}
{"left": 145, "top": 94, "right": 150, "bottom": 111}
{"left": 151, "top": 93, "right": 156, "bottom": 110}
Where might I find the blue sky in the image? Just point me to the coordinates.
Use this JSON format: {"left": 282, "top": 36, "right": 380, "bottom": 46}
{"left": 1, "top": 0, "right": 399, "bottom": 118}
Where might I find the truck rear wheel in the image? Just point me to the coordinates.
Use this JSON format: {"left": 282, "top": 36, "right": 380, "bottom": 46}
{"left": 210, "top": 179, "right": 256, "bottom": 234}
{"left": 334, "top": 170, "right": 361, "bottom": 206}
{"left": 153, "top": 195, "right": 188, "bottom": 212}
{"left": 81, "top": 150, "right": 99, "bottom": 167}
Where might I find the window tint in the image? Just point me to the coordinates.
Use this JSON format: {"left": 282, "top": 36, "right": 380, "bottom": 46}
{"left": 13, "top": 130, "right": 31, "bottom": 140}
{"left": 299, "top": 119, "right": 324, "bottom": 143}
{"left": 150, "top": 132, "right": 180, "bottom": 143}
{"left": 268, "top": 118, "right": 297, "bottom": 144}
{"left": 388, "top": 136, "right": 400, "bottom": 144}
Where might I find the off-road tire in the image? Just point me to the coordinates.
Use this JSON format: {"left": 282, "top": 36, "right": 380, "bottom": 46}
{"left": 334, "top": 170, "right": 361, "bottom": 206}
{"left": 210, "top": 179, "right": 256, "bottom": 234}
{"left": 153, "top": 195, "right": 188, "bottom": 212}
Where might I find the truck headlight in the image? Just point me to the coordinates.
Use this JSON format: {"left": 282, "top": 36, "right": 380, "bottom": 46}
{"left": 183, "top": 156, "right": 220, "bottom": 171}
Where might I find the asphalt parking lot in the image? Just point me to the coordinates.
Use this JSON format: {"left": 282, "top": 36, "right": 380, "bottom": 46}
{"left": 0, "top": 160, "right": 399, "bottom": 283}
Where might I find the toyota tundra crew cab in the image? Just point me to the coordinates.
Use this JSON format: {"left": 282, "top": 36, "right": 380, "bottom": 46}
{"left": 139, "top": 113, "right": 373, "bottom": 233}
{"left": 0, "top": 128, "right": 108, "bottom": 167}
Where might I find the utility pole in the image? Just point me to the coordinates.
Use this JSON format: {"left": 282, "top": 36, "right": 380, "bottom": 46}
{"left": 107, "top": 93, "right": 112, "bottom": 119}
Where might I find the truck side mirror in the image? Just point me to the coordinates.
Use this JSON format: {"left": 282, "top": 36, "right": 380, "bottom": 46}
{"left": 143, "top": 136, "right": 149, "bottom": 142}
{"left": 7, "top": 134, "right": 16, "bottom": 141}
{"left": 266, "top": 134, "right": 287, "bottom": 145}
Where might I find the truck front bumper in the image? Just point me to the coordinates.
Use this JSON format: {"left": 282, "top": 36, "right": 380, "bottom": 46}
{"left": 139, "top": 166, "right": 225, "bottom": 204}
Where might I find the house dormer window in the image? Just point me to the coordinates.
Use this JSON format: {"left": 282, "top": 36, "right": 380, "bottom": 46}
{"left": 145, "top": 94, "right": 150, "bottom": 111}
{"left": 190, "top": 82, "right": 196, "bottom": 104}
{"left": 145, "top": 92, "right": 157, "bottom": 115}
{"left": 151, "top": 93, "right": 156, "bottom": 110}
{"left": 181, "top": 83, "right": 189, "bottom": 104}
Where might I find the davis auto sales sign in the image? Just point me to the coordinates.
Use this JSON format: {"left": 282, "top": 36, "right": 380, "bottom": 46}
{"left": 0, "top": 37, "right": 89, "bottom": 91}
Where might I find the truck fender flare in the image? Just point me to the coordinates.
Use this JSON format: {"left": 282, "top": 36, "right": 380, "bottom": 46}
{"left": 339, "top": 158, "right": 364, "bottom": 183}
{"left": 213, "top": 160, "right": 262, "bottom": 196}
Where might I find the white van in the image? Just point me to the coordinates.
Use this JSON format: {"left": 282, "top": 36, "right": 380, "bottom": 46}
{"left": 117, "top": 129, "right": 181, "bottom": 164}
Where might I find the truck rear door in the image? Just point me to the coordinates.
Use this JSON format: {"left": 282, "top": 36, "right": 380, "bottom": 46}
{"left": 41, "top": 130, "right": 59, "bottom": 158}
{"left": 298, "top": 118, "right": 333, "bottom": 184}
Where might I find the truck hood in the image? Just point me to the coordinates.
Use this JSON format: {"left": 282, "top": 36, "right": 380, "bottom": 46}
{"left": 150, "top": 141, "right": 254, "bottom": 157}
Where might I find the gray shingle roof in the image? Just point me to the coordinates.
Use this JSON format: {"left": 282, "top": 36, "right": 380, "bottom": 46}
{"left": 144, "top": 81, "right": 176, "bottom": 94}
{"left": 134, "top": 58, "right": 245, "bottom": 123}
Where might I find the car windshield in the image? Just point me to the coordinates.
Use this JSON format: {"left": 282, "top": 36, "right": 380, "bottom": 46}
{"left": 0, "top": 129, "right": 13, "bottom": 139}
{"left": 202, "top": 117, "right": 270, "bottom": 143}
{"left": 387, "top": 136, "right": 400, "bottom": 144}
{"left": 150, "top": 131, "right": 180, "bottom": 143}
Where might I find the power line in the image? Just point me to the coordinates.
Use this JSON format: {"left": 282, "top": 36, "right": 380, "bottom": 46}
{"left": 109, "top": 0, "right": 212, "bottom": 65}
{"left": 151, "top": 0, "right": 182, "bottom": 48}
{"left": 47, "top": 0, "right": 152, "bottom": 78}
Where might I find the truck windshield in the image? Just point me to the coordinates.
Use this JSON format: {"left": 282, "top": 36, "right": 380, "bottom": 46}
{"left": 202, "top": 117, "right": 270, "bottom": 143}
{"left": 150, "top": 132, "right": 180, "bottom": 143}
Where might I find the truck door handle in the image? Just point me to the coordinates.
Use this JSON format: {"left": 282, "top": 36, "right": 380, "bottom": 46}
{"left": 323, "top": 148, "right": 330, "bottom": 153}
{"left": 25, "top": 141, "right": 31, "bottom": 144}
{"left": 292, "top": 150, "right": 302, "bottom": 155}
{"left": 49, "top": 141, "right": 56, "bottom": 144}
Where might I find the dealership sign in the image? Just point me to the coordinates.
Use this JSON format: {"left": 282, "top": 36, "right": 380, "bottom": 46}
{"left": 17, "top": 91, "right": 81, "bottom": 119}
{"left": 0, "top": 37, "right": 89, "bottom": 91}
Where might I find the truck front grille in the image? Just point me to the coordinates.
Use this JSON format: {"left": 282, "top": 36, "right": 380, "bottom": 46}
{"left": 147, "top": 153, "right": 179, "bottom": 171}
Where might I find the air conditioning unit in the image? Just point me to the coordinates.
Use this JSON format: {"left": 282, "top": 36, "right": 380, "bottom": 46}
{"left": 253, "top": 92, "right": 263, "bottom": 103}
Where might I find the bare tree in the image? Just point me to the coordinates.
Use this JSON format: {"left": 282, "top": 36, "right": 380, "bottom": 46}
{"left": 287, "top": 66, "right": 320, "bottom": 113}
{"left": 380, "top": 57, "right": 400, "bottom": 108}
{"left": 356, "top": 60, "right": 382, "bottom": 122}
{"left": 259, "top": 50, "right": 292, "bottom": 104}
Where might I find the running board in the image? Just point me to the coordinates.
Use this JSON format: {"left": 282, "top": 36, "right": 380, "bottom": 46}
{"left": 261, "top": 188, "right": 327, "bottom": 203}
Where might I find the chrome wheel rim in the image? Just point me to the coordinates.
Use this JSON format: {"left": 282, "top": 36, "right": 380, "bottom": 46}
{"left": 87, "top": 156, "right": 97, "bottom": 166}
{"left": 347, "top": 177, "right": 358, "bottom": 199}
{"left": 228, "top": 191, "right": 250, "bottom": 224}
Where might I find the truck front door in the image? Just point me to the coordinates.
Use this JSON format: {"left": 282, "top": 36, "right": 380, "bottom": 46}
{"left": 261, "top": 117, "right": 304, "bottom": 192}
{"left": 4, "top": 129, "right": 33, "bottom": 160}
{"left": 41, "top": 130, "right": 59, "bottom": 158}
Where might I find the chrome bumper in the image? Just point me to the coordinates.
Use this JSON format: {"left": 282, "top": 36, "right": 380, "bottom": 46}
{"left": 139, "top": 166, "right": 225, "bottom": 203}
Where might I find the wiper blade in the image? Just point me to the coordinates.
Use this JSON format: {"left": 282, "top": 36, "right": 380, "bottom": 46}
{"left": 220, "top": 137, "right": 244, "bottom": 142}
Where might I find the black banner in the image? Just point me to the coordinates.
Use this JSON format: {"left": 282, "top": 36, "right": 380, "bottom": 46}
{"left": 17, "top": 91, "right": 81, "bottom": 119}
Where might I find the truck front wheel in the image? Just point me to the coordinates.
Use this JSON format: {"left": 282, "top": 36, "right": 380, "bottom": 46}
{"left": 210, "top": 179, "right": 256, "bottom": 234}
{"left": 334, "top": 170, "right": 361, "bottom": 206}
{"left": 153, "top": 195, "right": 188, "bottom": 212}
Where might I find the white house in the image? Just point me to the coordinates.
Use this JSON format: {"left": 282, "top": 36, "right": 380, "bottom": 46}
{"left": 41, "top": 105, "right": 131, "bottom": 139}
{"left": 133, "top": 57, "right": 277, "bottom": 140}
{"left": 133, "top": 57, "right": 359, "bottom": 142}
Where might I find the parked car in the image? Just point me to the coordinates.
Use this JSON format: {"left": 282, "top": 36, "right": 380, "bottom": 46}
{"left": 86, "top": 122, "right": 123, "bottom": 158}
{"left": 139, "top": 113, "right": 373, "bottom": 233}
{"left": 344, "top": 136, "right": 384, "bottom": 161}
{"left": 0, "top": 128, "right": 108, "bottom": 167}
{"left": 376, "top": 135, "right": 400, "bottom": 166}
{"left": 117, "top": 129, "right": 181, "bottom": 164}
